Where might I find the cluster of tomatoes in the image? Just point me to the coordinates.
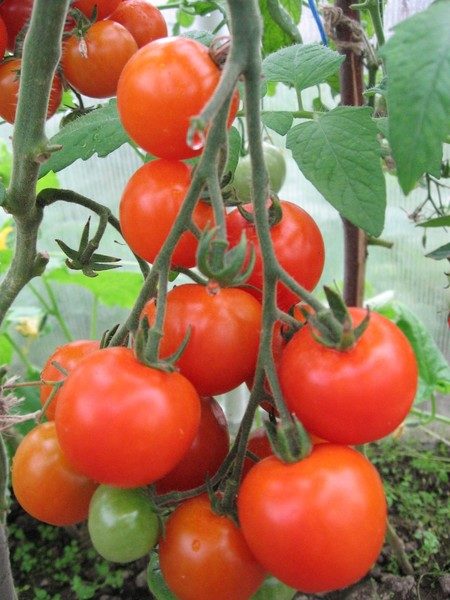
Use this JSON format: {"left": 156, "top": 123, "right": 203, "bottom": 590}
{"left": 7, "top": 2, "right": 420, "bottom": 598}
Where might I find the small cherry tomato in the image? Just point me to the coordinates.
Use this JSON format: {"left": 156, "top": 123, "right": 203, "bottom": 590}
{"left": 11, "top": 422, "right": 98, "bottom": 526}
{"left": 159, "top": 495, "right": 266, "bottom": 600}
{"left": 55, "top": 346, "right": 201, "bottom": 487}
{"left": 226, "top": 200, "right": 325, "bottom": 310}
{"left": 119, "top": 159, "right": 214, "bottom": 268}
{"left": 62, "top": 20, "right": 137, "bottom": 98}
{"left": 72, "top": 0, "right": 122, "bottom": 20}
{"left": 109, "top": 0, "right": 167, "bottom": 47}
{"left": 238, "top": 445, "right": 387, "bottom": 593}
{"left": 88, "top": 485, "right": 159, "bottom": 563}
{"left": 0, "top": 0, "right": 33, "bottom": 52}
{"left": 142, "top": 283, "right": 262, "bottom": 396}
{"left": 0, "top": 15, "right": 7, "bottom": 58}
{"left": 279, "top": 308, "right": 418, "bottom": 445}
{"left": 155, "top": 396, "right": 229, "bottom": 494}
{"left": 40, "top": 339, "right": 100, "bottom": 420}
{"left": 117, "top": 36, "right": 239, "bottom": 159}
{"left": 0, "top": 58, "right": 63, "bottom": 124}
{"left": 233, "top": 143, "right": 287, "bottom": 203}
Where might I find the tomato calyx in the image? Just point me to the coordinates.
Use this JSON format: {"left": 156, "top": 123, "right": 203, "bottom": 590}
{"left": 265, "top": 416, "right": 312, "bottom": 463}
{"left": 196, "top": 227, "right": 255, "bottom": 287}
{"left": 237, "top": 195, "right": 283, "bottom": 228}
{"left": 209, "top": 35, "right": 231, "bottom": 69}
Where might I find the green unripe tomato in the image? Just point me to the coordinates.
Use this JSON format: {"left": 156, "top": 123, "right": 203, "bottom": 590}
{"left": 233, "top": 143, "right": 286, "bottom": 202}
{"left": 88, "top": 485, "right": 159, "bottom": 563}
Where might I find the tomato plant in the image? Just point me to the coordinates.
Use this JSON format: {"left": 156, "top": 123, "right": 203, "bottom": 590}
{"left": 119, "top": 159, "right": 213, "bottom": 267}
{"left": 279, "top": 307, "right": 418, "bottom": 445}
{"left": 0, "top": 15, "right": 7, "bottom": 59}
{"left": 159, "top": 494, "right": 266, "bottom": 600}
{"left": 117, "top": 36, "right": 239, "bottom": 159}
{"left": 0, "top": 58, "right": 62, "bottom": 124}
{"left": 238, "top": 444, "right": 387, "bottom": 593}
{"left": 40, "top": 339, "right": 100, "bottom": 420}
{"left": 11, "top": 422, "right": 98, "bottom": 526}
{"left": 0, "top": 0, "right": 33, "bottom": 51}
{"left": 142, "top": 283, "right": 262, "bottom": 396}
{"left": 72, "top": 0, "right": 122, "bottom": 20}
{"left": 241, "top": 426, "right": 273, "bottom": 477}
{"left": 88, "top": 485, "right": 159, "bottom": 563}
{"left": 226, "top": 200, "right": 325, "bottom": 310}
{"left": 233, "top": 143, "right": 287, "bottom": 203}
{"left": 54, "top": 346, "right": 201, "bottom": 487}
{"left": 155, "top": 396, "right": 229, "bottom": 494}
{"left": 62, "top": 20, "right": 137, "bottom": 98}
{"left": 109, "top": 0, "right": 168, "bottom": 48}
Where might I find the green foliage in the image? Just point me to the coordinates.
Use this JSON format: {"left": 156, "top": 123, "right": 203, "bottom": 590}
{"left": 259, "top": 0, "right": 301, "bottom": 55}
{"left": 425, "top": 242, "right": 450, "bottom": 261}
{"left": 261, "top": 111, "right": 293, "bottom": 135}
{"left": 226, "top": 126, "right": 242, "bottom": 176}
{"left": 39, "top": 100, "right": 130, "bottom": 177}
{"left": 287, "top": 106, "right": 386, "bottom": 236}
{"left": 262, "top": 43, "right": 344, "bottom": 91}
{"left": 381, "top": 1, "right": 450, "bottom": 194}
{"left": 252, "top": 577, "right": 295, "bottom": 599}
{"left": 147, "top": 553, "right": 178, "bottom": 600}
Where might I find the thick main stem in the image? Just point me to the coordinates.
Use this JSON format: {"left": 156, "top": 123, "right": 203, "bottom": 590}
{"left": 335, "top": 0, "right": 367, "bottom": 307}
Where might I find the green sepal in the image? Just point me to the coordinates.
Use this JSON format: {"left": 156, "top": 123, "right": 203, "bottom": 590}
{"left": 100, "top": 323, "right": 122, "bottom": 349}
{"left": 264, "top": 416, "right": 312, "bottom": 464}
{"left": 323, "top": 285, "right": 351, "bottom": 325}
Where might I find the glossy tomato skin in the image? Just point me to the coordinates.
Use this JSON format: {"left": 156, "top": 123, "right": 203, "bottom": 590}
{"left": 11, "top": 422, "right": 98, "bottom": 526}
{"left": 238, "top": 445, "right": 387, "bottom": 593}
{"left": 88, "top": 485, "right": 159, "bottom": 563}
{"left": 0, "top": 15, "right": 7, "bottom": 59}
{"left": 119, "top": 159, "right": 213, "bottom": 267}
{"left": 55, "top": 346, "right": 201, "bottom": 487}
{"left": 0, "top": 0, "right": 33, "bottom": 51}
{"left": 40, "top": 339, "right": 100, "bottom": 420}
{"left": 142, "top": 283, "right": 262, "bottom": 396}
{"left": 0, "top": 58, "right": 63, "bottom": 124}
{"left": 279, "top": 308, "right": 418, "bottom": 445}
{"left": 72, "top": 0, "right": 122, "bottom": 20}
{"left": 155, "top": 396, "right": 229, "bottom": 494}
{"left": 62, "top": 20, "right": 137, "bottom": 99}
{"left": 159, "top": 495, "right": 266, "bottom": 600}
{"left": 226, "top": 200, "right": 325, "bottom": 310}
{"left": 117, "top": 36, "right": 239, "bottom": 159}
{"left": 109, "top": 0, "right": 167, "bottom": 47}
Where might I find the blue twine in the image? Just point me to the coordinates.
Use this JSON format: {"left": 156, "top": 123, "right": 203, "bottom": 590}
{"left": 308, "top": 0, "right": 328, "bottom": 46}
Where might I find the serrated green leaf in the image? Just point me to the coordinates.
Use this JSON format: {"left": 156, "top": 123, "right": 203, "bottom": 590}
{"left": 418, "top": 215, "right": 450, "bottom": 228}
{"left": 39, "top": 99, "right": 130, "bottom": 177}
{"left": 36, "top": 170, "right": 59, "bottom": 194}
{"left": 261, "top": 111, "right": 293, "bottom": 135}
{"left": 45, "top": 267, "right": 143, "bottom": 309}
{"left": 147, "top": 553, "right": 177, "bottom": 600}
{"left": 381, "top": 1, "right": 450, "bottom": 194}
{"left": 425, "top": 243, "right": 450, "bottom": 260}
{"left": 286, "top": 106, "right": 386, "bottom": 236}
{"left": 251, "top": 577, "right": 295, "bottom": 599}
{"left": 263, "top": 43, "right": 344, "bottom": 91}
{"left": 226, "top": 126, "right": 242, "bottom": 176}
{"left": 181, "top": 29, "right": 214, "bottom": 46}
{"left": 177, "top": 8, "right": 195, "bottom": 27}
{"left": 375, "top": 117, "right": 389, "bottom": 139}
{"left": 259, "top": 0, "right": 301, "bottom": 55}
{"left": 376, "top": 302, "right": 450, "bottom": 404}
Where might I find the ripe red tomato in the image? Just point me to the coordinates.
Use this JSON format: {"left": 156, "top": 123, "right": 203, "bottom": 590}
{"left": 62, "top": 20, "right": 137, "bottom": 99}
{"left": 155, "top": 396, "right": 229, "bottom": 494}
{"left": 226, "top": 200, "right": 325, "bottom": 310}
{"left": 54, "top": 346, "right": 201, "bottom": 487}
{"left": 40, "top": 339, "right": 100, "bottom": 420}
{"left": 0, "top": 0, "right": 33, "bottom": 52}
{"left": 117, "top": 36, "right": 239, "bottom": 159}
{"left": 159, "top": 495, "right": 266, "bottom": 600}
{"left": 0, "top": 58, "right": 63, "bottom": 124}
{"left": 238, "top": 444, "right": 387, "bottom": 593}
{"left": 279, "top": 308, "right": 418, "bottom": 445}
{"left": 72, "top": 0, "right": 122, "bottom": 20}
{"left": 11, "top": 422, "right": 98, "bottom": 526}
{"left": 109, "top": 0, "right": 167, "bottom": 47}
{"left": 119, "top": 159, "right": 214, "bottom": 268}
{"left": 0, "top": 15, "right": 7, "bottom": 59}
{"left": 142, "top": 283, "right": 262, "bottom": 396}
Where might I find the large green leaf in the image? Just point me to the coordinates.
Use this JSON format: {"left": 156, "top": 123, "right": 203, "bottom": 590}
{"left": 262, "top": 43, "right": 344, "bottom": 91}
{"left": 259, "top": 0, "right": 301, "bottom": 55}
{"left": 261, "top": 111, "right": 293, "bottom": 135}
{"left": 45, "top": 267, "right": 143, "bottom": 309}
{"left": 425, "top": 243, "right": 450, "bottom": 260}
{"left": 39, "top": 100, "right": 131, "bottom": 177}
{"left": 286, "top": 106, "right": 386, "bottom": 236}
{"left": 377, "top": 302, "right": 450, "bottom": 404}
{"left": 381, "top": 1, "right": 450, "bottom": 194}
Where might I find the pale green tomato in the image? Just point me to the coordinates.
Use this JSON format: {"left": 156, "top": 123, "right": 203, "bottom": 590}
{"left": 233, "top": 143, "right": 287, "bottom": 202}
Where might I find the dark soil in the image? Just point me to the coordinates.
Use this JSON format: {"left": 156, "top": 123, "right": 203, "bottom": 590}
{"left": 7, "top": 438, "right": 450, "bottom": 600}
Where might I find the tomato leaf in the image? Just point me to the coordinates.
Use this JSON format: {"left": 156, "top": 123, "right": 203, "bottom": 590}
{"left": 376, "top": 302, "right": 450, "bottom": 404}
{"left": 226, "top": 126, "right": 242, "bottom": 176}
{"left": 0, "top": 333, "right": 13, "bottom": 365}
{"left": 45, "top": 267, "right": 143, "bottom": 309}
{"left": 425, "top": 243, "right": 450, "bottom": 261}
{"left": 181, "top": 29, "right": 214, "bottom": 47}
{"left": 418, "top": 215, "right": 450, "bottom": 228}
{"left": 146, "top": 553, "right": 177, "bottom": 600}
{"left": 286, "top": 106, "right": 386, "bottom": 236}
{"left": 375, "top": 117, "right": 389, "bottom": 139}
{"left": 262, "top": 43, "right": 344, "bottom": 91}
{"left": 259, "top": 0, "right": 301, "bottom": 55}
{"left": 39, "top": 100, "right": 130, "bottom": 177}
{"left": 261, "top": 111, "right": 293, "bottom": 135}
{"left": 380, "top": 0, "right": 450, "bottom": 194}
{"left": 251, "top": 576, "right": 295, "bottom": 599}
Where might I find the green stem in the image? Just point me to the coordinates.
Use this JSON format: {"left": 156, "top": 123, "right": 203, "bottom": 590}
{"left": 266, "top": 0, "right": 302, "bottom": 44}
{"left": 351, "top": 0, "right": 385, "bottom": 47}
{"left": 411, "top": 408, "right": 450, "bottom": 426}
{"left": 42, "top": 278, "right": 74, "bottom": 342}
{"left": 0, "top": 435, "right": 17, "bottom": 599}
{"left": 2, "top": 332, "right": 35, "bottom": 373}
{"left": 386, "top": 519, "right": 414, "bottom": 576}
